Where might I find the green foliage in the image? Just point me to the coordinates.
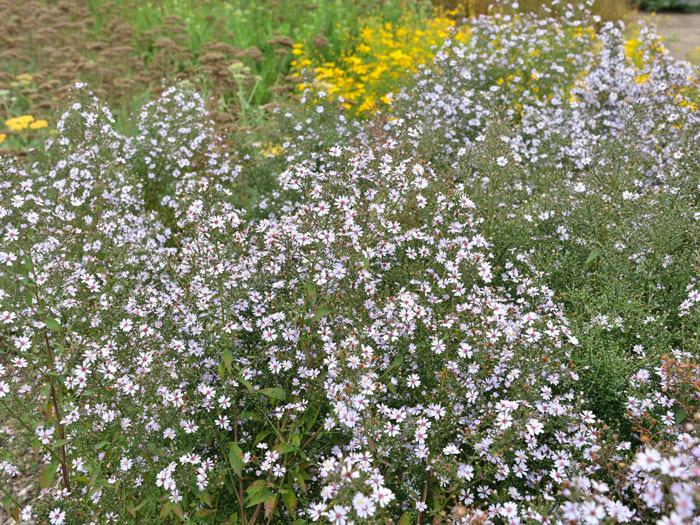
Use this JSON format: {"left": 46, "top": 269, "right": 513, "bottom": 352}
{"left": 634, "top": 0, "right": 700, "bottom": 12}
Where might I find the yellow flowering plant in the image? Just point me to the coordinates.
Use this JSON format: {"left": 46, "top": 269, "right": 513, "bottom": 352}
{"left": 292, "top": 9, "right": 469, "bottom": 115}
{"left": 5, "top": 115, "right": 35, "bottom": 132}
{"left": 1, "top": 111, "right": 50, "bottom": 149}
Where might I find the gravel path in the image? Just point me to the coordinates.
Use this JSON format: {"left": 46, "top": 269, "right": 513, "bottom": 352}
{"left": 636, "top": 13, "right": 700, "bottom": 62}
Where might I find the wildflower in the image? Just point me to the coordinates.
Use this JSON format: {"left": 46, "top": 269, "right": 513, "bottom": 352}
{"left": 48, "top": 509, "right": 65, "bottom": 525}
{"left": 352, "top": 492, "right": 376, "bottom": 518}
{"left": 5, "top": 115, "right": 34, "bottom": 131}
{"left": 326, "top": 505, "right": 349, "bottom": 524}
{"left": 29, "top": 119, "right": 48, "bottom": 130}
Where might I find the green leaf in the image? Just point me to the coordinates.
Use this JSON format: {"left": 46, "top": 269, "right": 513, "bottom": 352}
{"left": 246, "top": 488, "right": 273, "bottom": 507}
{"left": 223, "top": 349, "right": 232, "bottom": 371}
{"left": 127, "top": 499, "right": 147, "bottom": 517}
{"left": 40, "top": 461, "right": 60, "bottom": 489}
{"left": 305, "top": 283, "right": 316, "bottom": 300}
{"left": 387, "top": 356, "right": 403, "bottom": 372}
{"left": 238, "top": 374, "right": 255, "bottom": 393}
{"left": 278, "top": 444, "right": 295, "bottom": 455}
{"left": 585, "top": 249, "right": 600, "bottom": 266}
{"left": 293, "top": 468, "right": 308, "bottom": 493}
{"left": 45, "top": 318, "right": 61, "bottom": 331}
{"left": 312, "top": 305, "right": 330, "bottom": 322}
{"left": 398, "top": 512, "right": 412, "bottom": 525}
{"left": 229, "top": 444, "right": 243, "bottom": 478}
{"left": 253, "top": 430, "right": 270, "bottom": 447}
{"left": 89, "top": 463, "right": 101, "bottom": 484}
{"left": 675, "top": 407, "right": 687, "bottom": 424}
{"left": 282, "top": 487, "right": 297, "bottom": 516}
{"left": 260, "top": 387, "right": 286, "bottom": 401}
{"left": 246, "top": 480, "right": 266, "bottom": 497}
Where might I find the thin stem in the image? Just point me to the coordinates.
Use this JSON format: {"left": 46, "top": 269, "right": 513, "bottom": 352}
{"left": 300, "top": 425, "right": 323, "bottom": 451}
{"left": 416, "top": 473, "right": 430, "bottom": 525}
{"left": 0, "top": 398, "right": 62, "bottom": 464}
{"left": 0, "top": 481, "right": 23, "bottom": 510}
{"left": 233, "top": 400, "right": 247, "bottom": 525}
{"left": 42, "top": 330, "right": 71, "bottom": 493}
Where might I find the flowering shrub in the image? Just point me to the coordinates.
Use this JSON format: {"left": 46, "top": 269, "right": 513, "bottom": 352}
{"left": 2, "top": 2, "right": 700, "bottom": 524}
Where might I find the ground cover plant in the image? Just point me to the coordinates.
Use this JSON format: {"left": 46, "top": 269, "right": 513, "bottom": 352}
{"left": 2, "top": 1, "right": 700, "bottom": 524}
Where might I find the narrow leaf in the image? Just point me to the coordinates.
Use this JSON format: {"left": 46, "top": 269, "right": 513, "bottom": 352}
{"left": 40, "top": 462, "right": 60, "bottom": 489}
{"left": 312, "top": 305, "right": 330, "bottom": 322}
{"left": 223, "top": 349, "right": 232, "bottom": 371}
{"left": 283, "top": 487, "right": 297, "bottom": 516}
{"left": 229, "top": 444, "right": 243, "bottom": 478}
{"left": 585, "top": 249, "right": 600, "bottom": 266}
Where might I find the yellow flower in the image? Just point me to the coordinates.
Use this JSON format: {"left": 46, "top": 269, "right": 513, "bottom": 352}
{"left": 5, "top": 115, "right": 35, "bottom": 131}
{"left": 0, "top": 133, "right": 5, "bottom": 144}
{"left": 16, "top": 74, "right": 33, "bottom": 86}
{"left": 29, "top": 119, "right": 48, "bottom": 130}
{"left": 259, "top": 143, "right": 284, "bottom": 158}
{"left": 292, "top": 8, "right": 469, "bottom": 116}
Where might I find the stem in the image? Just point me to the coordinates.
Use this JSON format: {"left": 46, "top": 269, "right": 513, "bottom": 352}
{"left": 263, "top": 477, "right": 285, "bottom": 525}
{"left": 0, "top": 398, "right": 62, "bottom": 464}
{"left": 0, "top": 481, "right": 23, "bottom": 510}
{"left": 42, "top": 331, "right": 71, "bottom": 493}
{"left": 233, "top": 401, "right": 247, "bottom": 525}
{"left": 215, "top": 435, "right": 243, "bottom": 524}
{"left": 416, "top": 473, "right": 430, "bottom": 525}
{"left": 212, "top": 489, "right": 221, "bottom": 525}
{"left": 300, "top": 425, "right": 323, "bottom": 451}
{"left": 249, "top": 502, "right": 263, "bottom": 524}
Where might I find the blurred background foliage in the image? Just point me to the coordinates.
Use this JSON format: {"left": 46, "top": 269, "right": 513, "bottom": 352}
{"left": 0, "top": 0, "right": 694, "bottom": 155}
